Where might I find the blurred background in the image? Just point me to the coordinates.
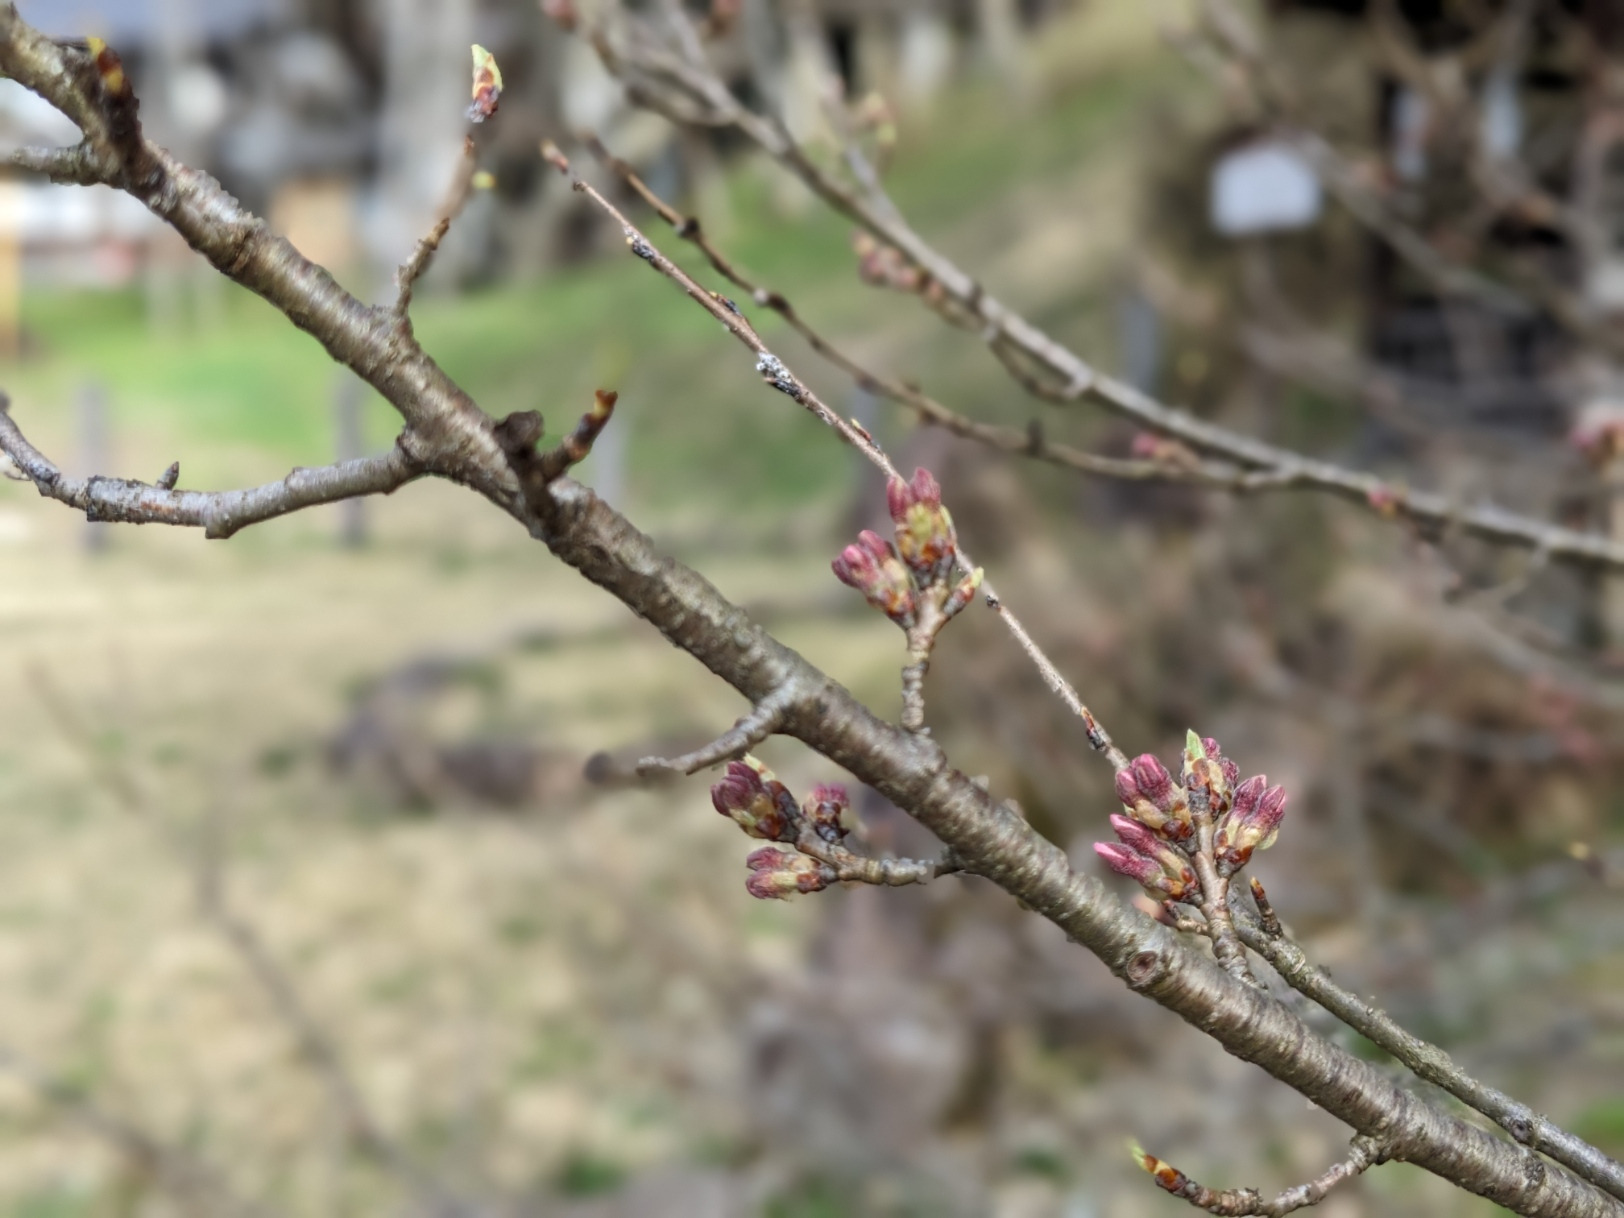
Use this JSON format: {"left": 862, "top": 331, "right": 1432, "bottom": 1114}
{"left": 2, "top": 0, "right": 1624, "bottom": 1214}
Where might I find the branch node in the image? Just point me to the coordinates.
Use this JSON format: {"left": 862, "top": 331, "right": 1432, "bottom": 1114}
{"left": 637, "top": 690, "right": 791, "bottom": 778}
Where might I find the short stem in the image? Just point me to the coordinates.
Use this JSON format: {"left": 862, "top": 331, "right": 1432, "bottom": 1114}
{"left": 1187, "top": 784, "right": 1256, "bottom": 985}
{"left": 1192, "top": 854, "right": 1256, "bottom": 984}
{"left": 899, "top": 654, "right": 929, "bottom": 732}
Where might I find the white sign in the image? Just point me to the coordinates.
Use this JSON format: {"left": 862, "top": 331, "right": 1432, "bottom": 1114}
{"left": 1210, "top": 139, "right": 1323, "bottom": 236}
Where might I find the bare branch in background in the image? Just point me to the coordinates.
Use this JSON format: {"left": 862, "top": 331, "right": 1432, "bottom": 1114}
{"left": 539, "top": 138, "right": 1129, "bottom": 763}
{"left": 591, "top": 3, "right": 1624, "bottom": 575}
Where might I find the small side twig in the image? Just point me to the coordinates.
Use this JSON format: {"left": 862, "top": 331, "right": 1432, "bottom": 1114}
{"left": 1135, "top": 1136, "right": 1384, "bottom": 1216}
{"left": 393, "top": 135, "right": 481, "bottom": 321}
{"left": 1248, "top": 876, "right": 1283, "bottom": 938}
{"left": 0, "top": 399, "right": 423, "bottom": 539}
{"left": 636, "top": 689, "right": 793, "bottom": 777}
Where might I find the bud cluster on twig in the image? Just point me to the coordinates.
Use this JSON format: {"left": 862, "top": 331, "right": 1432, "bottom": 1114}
{"left": 832, "top": 467, "right": 983, "bottom": 732}
{"left": 1097, "top": 732, "right": 1287, "bottom": 980}
{"left": 711, "top": 757, "right": 949, "bottom": 900}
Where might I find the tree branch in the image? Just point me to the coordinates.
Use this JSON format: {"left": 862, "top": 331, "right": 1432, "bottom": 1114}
{"left": 539, "top": 140, "right": 1129, "bottom": 764}
{"left": 636, "top": 689, "right": 793, "bottom": 777}
{"left": 3, "top": 6, "right": 1619, "bottom": 1211}
{"left": 592, "top": 9, "right": 1624, "bottom": 575}
{"left": 1137, "top": 1135, "right": 1383, "bottom": 1216}
{"left": 1234, "top": 905, "right": 1624, "bottom": 1204}
{"left": 0, "top": 397, "right": 423, "bottom": 539}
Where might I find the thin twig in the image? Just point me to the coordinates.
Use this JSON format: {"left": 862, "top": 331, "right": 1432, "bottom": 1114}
{"left": 394, "top": 134, "right": 481, "bottom": 322}
{"left": 540, "top": 140, "right": 1129, "bottom": 769}
{"left": 1233, "top": 907, "right": 1624, "bottom": 1203}
{"left": 0, "top": 398, "right": 423, "bottom": 539}
{"left": 636, "top": 689, "right": 793, "bottom": 776}
{"left": 1137, "top": 1135, "right": 1384, "bottom": 1216}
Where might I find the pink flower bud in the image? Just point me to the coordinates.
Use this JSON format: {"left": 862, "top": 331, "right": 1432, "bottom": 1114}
{"left": 1093, "top": 841, "right": 1161, "bottom": 887}
{"left": 1093, "top": 840, "right": 1195, "bottom": 901}
{"left": 1125, "top": 754, "right": 1176, "bottom": 811}
{"left": 886, "top": 468, "right": 956, "bottom": 582}
{"left": 1115, "top": 755, "right": 1192, "bottom": 841}
{"left": 710, "top": 758, "right": 798, "bottom": 841}
{"left": 832, "top": 530, "right": 917, "bottom": 626}
{"left": 1108, "top": 813, "right": 1164, "bottom": 860}
{"left": 1215, "top": 778, "right": 1288, "bottom": 873}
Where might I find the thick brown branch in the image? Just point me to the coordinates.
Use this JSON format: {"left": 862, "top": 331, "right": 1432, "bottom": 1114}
{"left": 3, "top": 6, "right": 1618, "bottom": 1209}
{"left": 512, "top": 476, "right": 1618, "bottom": 1216}
{"left": 0, "top": 10, "right": 510, "bottom": 497}
{"left": 0, "top": 400, "right": 423, "bottom": 539}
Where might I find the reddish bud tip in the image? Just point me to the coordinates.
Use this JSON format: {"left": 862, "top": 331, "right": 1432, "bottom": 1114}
{"left": 1127, "top": 754, "right": 1176, "bottom": 810}
{"left": 1108, "top": 813, "right": 1162, "bottom": 860}
{"left": 802, "top": 782, "right": 853, "bottom": 842}
{"left": 1230, "top": 774, "right": 1266, "bottom": 818}
{"left": 710, "top": 758, "right": 798, "bottom": 842}
{"left": 832, "top": 531, "right": 916, "bottom": 625}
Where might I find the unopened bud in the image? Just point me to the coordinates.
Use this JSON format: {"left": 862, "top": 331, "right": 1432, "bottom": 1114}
{"left": 1115, "top": 754, "right": 1192, "bottom": 841}
{"left": 1130, "top": 1143, "right": 1188, "bottom": 1195}
{"left": 1093, "top": 840, "right": 1196, "bottom": 901}
{"left": 744, "top": 847, "right": 831, "bottom": 899}
{"left": 832, "top": 530, "right": 917, "bottom": 627}
{"left": 710, "top": 757, "right": 798, "bottom": 841}
{"left": 1215, "top": 777, "right": 1288, "bottom": 873}
{"left": 1181, "top": 730, "right": 1235, "bottom": 814}
{"left": 886, "top": 468, "right": 957, "bottom": 582}
{"left": 468, "top": 45, "right": 503, "bottom": 122}
{"left": 802, "top": 782, "right": 853, "bottom": 842}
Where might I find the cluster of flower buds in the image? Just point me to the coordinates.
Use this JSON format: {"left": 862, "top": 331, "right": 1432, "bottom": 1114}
{"left": 1096, "top": 732, "right": 1288, "bottom": 900}
{"left": 832, "top": 468, "right": 983, "bottom": 634}
{"left": 744, "top": 848, "right": 833, "bottom": 899}
{"left": 832, "top": 530, "right": 916, "bottom": 626}
{"left": 711, "top": 760, "right": 856, "bottom": 900}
